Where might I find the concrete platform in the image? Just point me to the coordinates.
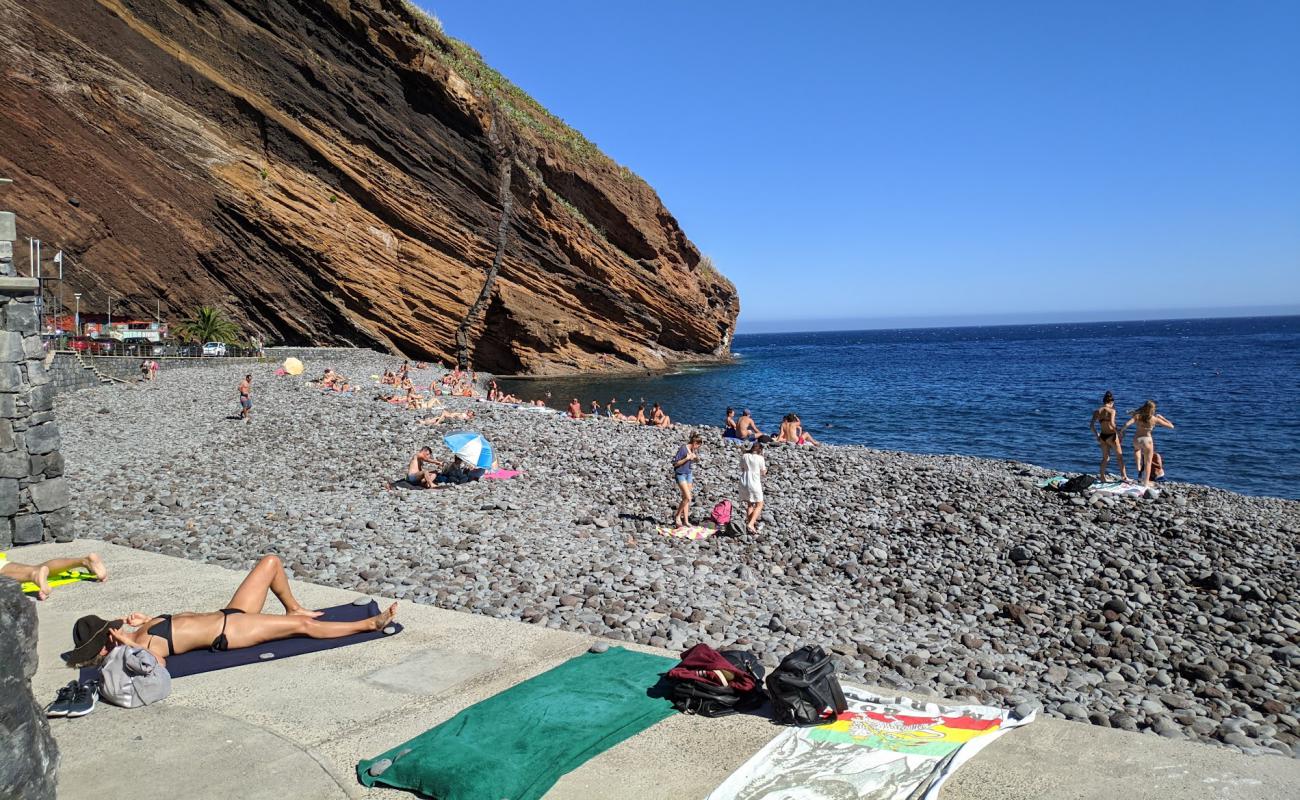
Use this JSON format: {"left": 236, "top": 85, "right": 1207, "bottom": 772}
{"left": 19, "top": 541, "right": 1300, "bottom": 799}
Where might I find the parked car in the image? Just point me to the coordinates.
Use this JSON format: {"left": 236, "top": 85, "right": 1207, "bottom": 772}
{"left": 91, "top": 337, "right": 116, "bottom": 354}
{"left": 201, "top": 342, "right": 228, "bottom": 357}
{"left": 67, "top": 336, "right": 94, "bottom": 353}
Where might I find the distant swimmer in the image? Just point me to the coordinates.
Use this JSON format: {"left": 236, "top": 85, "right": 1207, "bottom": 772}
{"left": 1089, "top": 391, "right": 1128, "bottom": 482}
{"left": 1122, "top": 400, "right": 1175, "bottom": 487}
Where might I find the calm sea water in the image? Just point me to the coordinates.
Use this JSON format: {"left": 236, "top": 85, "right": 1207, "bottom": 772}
{"left": 500, "top": 316, "right": 1300, "bottom": 499}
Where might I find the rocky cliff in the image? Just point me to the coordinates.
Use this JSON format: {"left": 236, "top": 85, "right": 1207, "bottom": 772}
{"left": 0, "top": 0, "right": 738, "bottom": 374}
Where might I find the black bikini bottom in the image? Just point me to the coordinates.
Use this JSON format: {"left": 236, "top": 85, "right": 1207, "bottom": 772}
{"left": 211, "top": 608, "right": 244, "bottom": 652}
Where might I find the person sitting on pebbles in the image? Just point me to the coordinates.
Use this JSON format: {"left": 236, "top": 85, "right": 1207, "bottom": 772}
{"left": 567, "top": 398, "right": 585, "bottom": 419}
{"left": 63, "top": 555, "right": 397, "bottom": 669}
{"left": 417, "top": 409, "right": 475, "bottom": 425}
{"left": 650, "top": 403, "right": 673, "bottom": 428}
{"left": 1, "top": 552, "right": 108, "bottom": 601}
{"left": 406, "top": 446, "right": 439, "bottom": 488}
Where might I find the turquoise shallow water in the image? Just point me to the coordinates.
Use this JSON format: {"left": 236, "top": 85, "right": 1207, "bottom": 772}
{"left": 500, "top": 316, "right": 1300, "bottom": 499}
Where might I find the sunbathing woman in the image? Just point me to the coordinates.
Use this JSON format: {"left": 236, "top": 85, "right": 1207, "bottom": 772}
{"left": 634, "top": 403, "right": 648, "bottom": 425}
{"left": 1121, "top": 400, "right": 1175, "bottom": 487}
{"left": 63, "top": 555, "right": 397, "bottom": 668}
{"left": 1, "top": 552, "right": 107, "bottom": 601}
{"left": 650, "top": 403, "right": 672, "bottom": 428}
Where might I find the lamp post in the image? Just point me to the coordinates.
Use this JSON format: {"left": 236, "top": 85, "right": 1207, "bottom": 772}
{"left": 74, "top": 292, "right": 81, "bottom": 337}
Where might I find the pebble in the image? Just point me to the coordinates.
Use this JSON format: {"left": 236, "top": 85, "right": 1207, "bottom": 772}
{"left": 53, "top": 351, "right": 1300, "bottom": 757}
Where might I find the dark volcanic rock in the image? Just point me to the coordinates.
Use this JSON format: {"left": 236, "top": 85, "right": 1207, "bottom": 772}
{"left": 0, "top": 582, "right": 59, "bottom": 799}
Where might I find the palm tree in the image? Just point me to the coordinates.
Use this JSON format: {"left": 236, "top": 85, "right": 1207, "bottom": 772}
{"left": 177, "top": 306, "right": 240, "bottom": 343}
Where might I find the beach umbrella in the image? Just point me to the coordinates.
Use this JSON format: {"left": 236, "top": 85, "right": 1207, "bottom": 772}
{"left": 442, "top": 432, "right": 494, "bottom": 469}
{"left": 282, "top": 357, "right": 304, "bottom": 376}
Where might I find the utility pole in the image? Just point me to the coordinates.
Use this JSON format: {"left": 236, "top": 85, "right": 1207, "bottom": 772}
{"left": 0, "top": 178, "right": 13, "bottom": 277}
{"left": 75, "top": 293, "right": 81, "bottom": 337}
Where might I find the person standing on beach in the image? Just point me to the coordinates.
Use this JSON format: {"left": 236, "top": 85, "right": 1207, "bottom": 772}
{"left": 739, "top": 442, "right": 767, "bottom": 533}
{"left": 672, "top": 433, "right": 704, "bottom": 527}
{"left": 237, "top": 374, "right": 252, "bottom": 422}
{"left": 724, "top": 407, "right": 738, "bottom": 438}
{"left": 1090, "top": 391, "right": 1128, "bottom": 482}
{"left": 1122, "top": 400, "right": 1175, "bottom": 487}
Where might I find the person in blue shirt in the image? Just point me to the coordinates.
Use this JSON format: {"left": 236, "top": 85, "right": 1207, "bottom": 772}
{"left": 672, "top": 433, "right": 704, "bottom": 526}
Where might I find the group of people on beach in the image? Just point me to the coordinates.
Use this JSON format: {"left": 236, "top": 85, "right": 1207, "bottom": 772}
{"left": 137, "top": 360, "right": 160, "bottom": 381}
{"left": 723, "top": 408, "right": 820, "bottom": 446}
{"left": 1090, "top": 392, "right": 1175, "bottom": 486}
{"left": 567, "top": 397, "right": 674, "bottom": 428}
{"left": 671, "top": 433, "right": 769, "bottom": 534}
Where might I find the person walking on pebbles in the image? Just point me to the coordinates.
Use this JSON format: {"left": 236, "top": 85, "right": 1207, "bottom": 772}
{"left": 238, "top": 373, "right": 253, "bottom": 422}
{"left": 1122, "top": 400, "right": 1175, "bottom": 487}
{"left": 739, "top": 442, "right": 767, "bottom": 533}
{"left": 672, "top": 433, "right": 704, "bottom": 527}
{"left": 1, "top": 552, "right": 108, "bottom": 600}
{"left": 1090, "top": 391, "right": 1128, "bottom": 482}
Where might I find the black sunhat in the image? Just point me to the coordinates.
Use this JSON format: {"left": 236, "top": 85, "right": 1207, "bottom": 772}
{"left": 62, "top": 615, "right": 122, "bottom": 666}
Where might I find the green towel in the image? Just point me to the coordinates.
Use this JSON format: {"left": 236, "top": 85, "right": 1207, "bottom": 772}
{"left": 357, "top": 646, "right": 677, "bottom": 799}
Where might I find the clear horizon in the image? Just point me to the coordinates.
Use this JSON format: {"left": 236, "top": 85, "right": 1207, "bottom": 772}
{"left": 735, "top": 304, "right": 1300, "bottom": 334}
{"left": 421, "top": 1, "right": 1300, "bottom": 328}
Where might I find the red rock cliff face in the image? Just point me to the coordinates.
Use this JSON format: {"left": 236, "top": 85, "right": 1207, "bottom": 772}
{"left": 0, "top": 0, "right": 738, "bottom": 374}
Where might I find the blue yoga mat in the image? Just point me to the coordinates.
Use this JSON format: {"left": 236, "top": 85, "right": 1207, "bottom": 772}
{"left": 78, "top": 600, "right": 401, "bottom": 681}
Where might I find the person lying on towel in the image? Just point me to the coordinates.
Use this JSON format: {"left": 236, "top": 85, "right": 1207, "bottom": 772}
{"left": 1, "top": 551, "right": 108, "bottom": 600}
{"left": 62, "top": 555, "right": 397, "bottom": 668}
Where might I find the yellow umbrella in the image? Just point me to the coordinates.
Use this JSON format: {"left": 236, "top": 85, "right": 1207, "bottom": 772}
{"left": 283, "top": 357, "right": 304, "bottom": 376}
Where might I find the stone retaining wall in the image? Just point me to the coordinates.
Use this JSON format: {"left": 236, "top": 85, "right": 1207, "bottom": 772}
{"left": 1, "top": 278, "right": 72, "bottom": 547}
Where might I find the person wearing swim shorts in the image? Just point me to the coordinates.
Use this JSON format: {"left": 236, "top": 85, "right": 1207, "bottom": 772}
{"left": 406, "top": 446, "right": 438, "bottom": 487}
{"left": 1122, "top": 400, "right": 1175, "bottom": 487}
{"left": 237, "top": 374, "right": 252, "bottom": 421}
{"left": 672, "top": 433, "right": 704, "bottom": 527}
{"left": 1090, "top": 390, "right": 1128, "bottom": 481}
{"left": 1, "top": 552, "right": 108, "bottom": 601}
{"left": 63, "top": 555, "right": 397, "bottom": 668}
{"left": 735, "top": 409, "right": 762, "bottom": 441}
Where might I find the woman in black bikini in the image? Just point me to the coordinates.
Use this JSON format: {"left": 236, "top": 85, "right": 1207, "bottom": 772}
{"left": 1089, "top": 391, "right": 1128, "bottom": 482}
{"left": 63, "top": 555, "right": 397, "bottom": 667}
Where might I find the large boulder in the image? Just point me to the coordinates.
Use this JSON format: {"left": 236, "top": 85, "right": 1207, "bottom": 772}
{"left": 0, "top": 580, "right": 59, "bottom": 798}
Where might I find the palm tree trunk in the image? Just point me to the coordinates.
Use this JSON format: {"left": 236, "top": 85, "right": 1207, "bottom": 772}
{"left": 456, "top": 114, "right": 514, "bottom": 370}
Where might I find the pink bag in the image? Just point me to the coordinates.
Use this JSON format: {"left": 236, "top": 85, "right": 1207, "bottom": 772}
{"left": 710, "top": 500, "right": 733, "bottom": 526}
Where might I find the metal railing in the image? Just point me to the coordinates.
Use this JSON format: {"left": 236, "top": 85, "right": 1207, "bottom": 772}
{"left": 45, "top": 336, "right": 263, "bottom": 358}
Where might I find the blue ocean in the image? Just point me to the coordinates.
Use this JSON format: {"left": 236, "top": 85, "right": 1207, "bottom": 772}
{"left": 500, "top": 316, "right": 1300, "bottom": 499}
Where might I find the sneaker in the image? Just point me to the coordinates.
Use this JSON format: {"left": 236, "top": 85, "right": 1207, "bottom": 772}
{"left": 64, "top": 681, "right": 99, "bottom": 718}
{"left": 45, "top": 681, "right": 78, "bottom": 718}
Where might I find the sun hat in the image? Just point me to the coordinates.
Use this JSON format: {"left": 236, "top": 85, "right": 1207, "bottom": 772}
{"left": 62, "top": 615, "right": 122, "bottom": 666}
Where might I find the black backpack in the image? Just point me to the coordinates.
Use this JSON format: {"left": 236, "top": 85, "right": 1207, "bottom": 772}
{"left": 766, "top": 645, "right": 848, "bottom": 726}
{"left": 670, "top": 650, "right": 766, "bottom": 717}
{"left": 1060, "top": 474, "right": 1096, "bottom": 494}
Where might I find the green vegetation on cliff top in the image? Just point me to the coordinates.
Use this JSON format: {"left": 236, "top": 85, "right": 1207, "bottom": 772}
{"left": 400, "top": 1, "right": 639, "bottom": 183}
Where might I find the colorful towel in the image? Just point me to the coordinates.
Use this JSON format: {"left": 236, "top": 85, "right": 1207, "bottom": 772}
{"left": 77, "top": 600, "right": 401, "bottom": 681}
{"left": 656, "top": 524, "right": 718, "bottom": 540}
{"left": 481, "top": 469, "right": 521, "bottom": 480}
{"left": 357, "top": 647, "right": 676, "bottom": 800}
{"left": 21, "top": 569, "right": 99, "bottom": 595}
{"left": 708, "top": 685, "right": 1034, "bottom": 800}
{"left": 1035, "top": 476, "right": 1067, "bottom": 489}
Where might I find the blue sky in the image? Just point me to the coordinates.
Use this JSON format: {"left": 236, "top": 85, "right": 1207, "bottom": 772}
{"left": 417, "top": 1, "right": 1300, "bottom": 331}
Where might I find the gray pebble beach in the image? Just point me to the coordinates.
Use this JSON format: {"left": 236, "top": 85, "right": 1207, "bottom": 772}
{"left": 57, "top": 351, "right": 1300, "bottom": 757}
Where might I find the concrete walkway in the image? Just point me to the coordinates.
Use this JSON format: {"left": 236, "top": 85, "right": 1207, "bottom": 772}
{"left": 22, "top": 541, "right": 1300, "bottom": 799}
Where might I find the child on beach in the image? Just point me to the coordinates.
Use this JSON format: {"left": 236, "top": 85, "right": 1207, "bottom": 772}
{"left": 739, "top": 442, "right": 767, "bottom": 533}
{"left": 672, "top": 434, "right": 704, "bottom": 527}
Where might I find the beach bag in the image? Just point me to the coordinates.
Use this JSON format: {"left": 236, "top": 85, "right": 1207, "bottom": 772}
{"left": 766, "top": 645, "right": 848, "bottom": 726}
{"left": 722, "top": 519, "right": 748, "bottom": 537}
{"left": 710, "top": 500, "right": 733, "bottom": 526}
{"left": 668, "top": 644, "right": 766, "bottom": 717}
{"left": 99, "top": 646, "right": 171, "bottom": 708}
{"left": 1061, "top": 474, "right": 1096, "bottom": 494}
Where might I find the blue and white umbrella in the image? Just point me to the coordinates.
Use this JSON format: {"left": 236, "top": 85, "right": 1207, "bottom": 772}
{"left": 442, "top": 432, "right": 494, "bottom": 469}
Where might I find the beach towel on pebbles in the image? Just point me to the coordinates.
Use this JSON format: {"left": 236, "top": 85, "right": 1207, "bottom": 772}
{"left": 656, "top": 524, "right": 717, "bottom": 540}
{"left": 1090, "top": 481, "right": 1154, "bottom": 497}
{"left": 707, "top": 686, "right": 1034, "bottom": 800}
